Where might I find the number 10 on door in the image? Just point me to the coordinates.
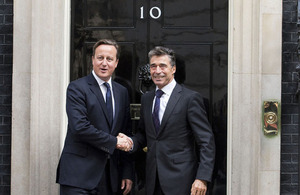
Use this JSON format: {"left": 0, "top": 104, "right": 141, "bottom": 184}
{"left": 140, "top": 6, "right": 161, "bottom": 19}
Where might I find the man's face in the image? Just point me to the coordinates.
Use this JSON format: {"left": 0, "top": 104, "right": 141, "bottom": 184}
{"left": 150, "top": 55, "right": 176, "bottom": 89}
{"left": 92, "top": 44, "right": 118, "bottom": 82}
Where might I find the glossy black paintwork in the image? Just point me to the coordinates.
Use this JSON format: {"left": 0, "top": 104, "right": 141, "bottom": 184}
{"left": 71, "top": 1, "right": 227, "bottom": 194}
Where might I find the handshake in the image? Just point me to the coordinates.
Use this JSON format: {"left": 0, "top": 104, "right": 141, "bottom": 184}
{"left": 116, "top": 133, "right": 133, "bottom": 152}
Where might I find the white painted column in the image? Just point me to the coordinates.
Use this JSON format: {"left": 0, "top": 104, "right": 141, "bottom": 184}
{"left": 227, "top": 0, "right": 282, "bottom": 194}
{"left": 12, "top": 0, "right": 70, "bottom": 194}
{"left": 11, "top": 0, "right": 32, "bottom": 194}
{"left": 258, "top": 0, "right": 282, "bottom": 193}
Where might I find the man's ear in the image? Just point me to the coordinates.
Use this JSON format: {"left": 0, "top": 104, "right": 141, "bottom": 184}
{"left": 115, "top": 59, "right": 119, "bottom": 68}
{"left": 172, "top": 65, "right": 176, "bottom": 74}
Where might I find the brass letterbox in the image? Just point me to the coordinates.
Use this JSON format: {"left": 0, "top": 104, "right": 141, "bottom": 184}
{"left": 130, "top": 104, "right": 141, "bottom": 120}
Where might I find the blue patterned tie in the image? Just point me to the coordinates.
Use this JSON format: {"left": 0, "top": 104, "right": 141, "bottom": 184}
{"left": 152, "top": 89, "right": 164, "bottom": 134}
{"left": 104, "top": 82, "right": 113, "bottom": 127}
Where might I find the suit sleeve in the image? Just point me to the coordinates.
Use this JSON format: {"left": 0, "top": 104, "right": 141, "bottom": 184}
{"left": 131, "top": 95, "right": 147, "bottom": 152}
{"left": 188, "top": 93, "right": 215, "bottom": 182}
{"left": 66, "top": 82, "right": 117, "bottom": 154}
{"left": 119, "top": 89, "right": 135, "bottom": 180}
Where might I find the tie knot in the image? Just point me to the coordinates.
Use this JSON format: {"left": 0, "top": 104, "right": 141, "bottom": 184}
{"left": 104, "top": 82, "right": 110, "bottom": 89}
{"left": 155, "top": 90, "right": 164, "bottom": 98}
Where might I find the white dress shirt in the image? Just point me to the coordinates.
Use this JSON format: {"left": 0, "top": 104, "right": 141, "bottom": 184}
{"left": 152, "top": 78, "right": 177, "bottom": 123}
{"left": 92, "top": 70, "right": 115, "bottom": 118}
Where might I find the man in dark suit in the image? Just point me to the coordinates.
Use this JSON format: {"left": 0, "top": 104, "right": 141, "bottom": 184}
{"left": 56, "top": 39, "right": 134, "bottom": 195}
{"left": 120, "top": 46, "right": 215, "bottom": 195}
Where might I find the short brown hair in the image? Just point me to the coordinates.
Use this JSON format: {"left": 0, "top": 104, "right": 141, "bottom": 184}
{"left": 92, "top": 39, "right": 120, "bottom": 59}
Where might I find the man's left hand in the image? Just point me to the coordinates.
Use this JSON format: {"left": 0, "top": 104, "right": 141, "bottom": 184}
{"left": 121, "top": 179, "right": 133, "bottom": 195}
{"left": 191, "top": 179, "right": 207, "bottom": 195}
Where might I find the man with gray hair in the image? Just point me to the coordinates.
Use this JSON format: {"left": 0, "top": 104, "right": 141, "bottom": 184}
{"left": 120, "top": 46, "right": 215, "bottom": 195}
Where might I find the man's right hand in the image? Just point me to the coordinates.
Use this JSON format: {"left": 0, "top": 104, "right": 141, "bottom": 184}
{"left": 116, "top": 133, "right": 133, "bottom": 152}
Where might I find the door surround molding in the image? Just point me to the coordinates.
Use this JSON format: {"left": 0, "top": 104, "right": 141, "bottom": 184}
{"left": 11, "top": 0, "right": 70, "bottom": 194}
{"left": 11, "top": 0, "right": 282, "bottom": 194}
{"left": 227, "top": 0, "right": 282, "bottom": 194}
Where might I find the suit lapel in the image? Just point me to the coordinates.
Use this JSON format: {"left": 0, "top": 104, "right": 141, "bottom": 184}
{"left": 144, "top": 91, "right": 156, "bottom": 135}
{"left": 87, "top": 74, "right": 111, "bottom": 129}
{"left": 159, "top": 84, "right": 182, "bottom": 135}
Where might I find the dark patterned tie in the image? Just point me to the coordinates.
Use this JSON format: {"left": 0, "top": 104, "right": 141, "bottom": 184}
{"left": 104, "top": 82, "right": 113, "bottom": 127}
{"left": 152, "top": 89, "right": 164, "bottom": 134}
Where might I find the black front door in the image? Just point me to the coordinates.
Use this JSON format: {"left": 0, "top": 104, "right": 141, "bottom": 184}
{"left": 71, "top": 1, "right": 227, "bottom": 194}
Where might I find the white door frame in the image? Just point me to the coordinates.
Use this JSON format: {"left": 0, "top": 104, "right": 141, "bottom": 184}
{"left": 11, "top": 0, "right": 282, "bottom": 194}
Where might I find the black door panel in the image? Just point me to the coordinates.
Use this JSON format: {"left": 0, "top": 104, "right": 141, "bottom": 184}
{"left": 71, "top": 1, "right": 227, "bottom": 194}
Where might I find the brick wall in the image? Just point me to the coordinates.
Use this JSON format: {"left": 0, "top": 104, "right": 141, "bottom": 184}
{"left": 281, "top": 0, "right": 299, "bottom": 194}
{"left": 0, "top": 0, "right": 12, "bottom": 194}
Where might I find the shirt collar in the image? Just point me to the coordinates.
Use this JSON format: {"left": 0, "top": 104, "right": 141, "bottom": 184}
{"left": 156, "top": 78, "right": 176, "bottom": 96}
{"left": 92, "top": 70, "right": 112, "bottom": 87}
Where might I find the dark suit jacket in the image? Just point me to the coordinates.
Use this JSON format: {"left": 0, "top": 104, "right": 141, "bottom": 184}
{"left": 132, "top": 83, "right": 215, "bottom": 195}
{"left": 56, "top": 73, "right": 133, "bottom": 191}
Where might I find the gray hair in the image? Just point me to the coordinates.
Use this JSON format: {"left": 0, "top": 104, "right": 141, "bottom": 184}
{"left": 148, "top": 46, "right": 176, "bottom": 67}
